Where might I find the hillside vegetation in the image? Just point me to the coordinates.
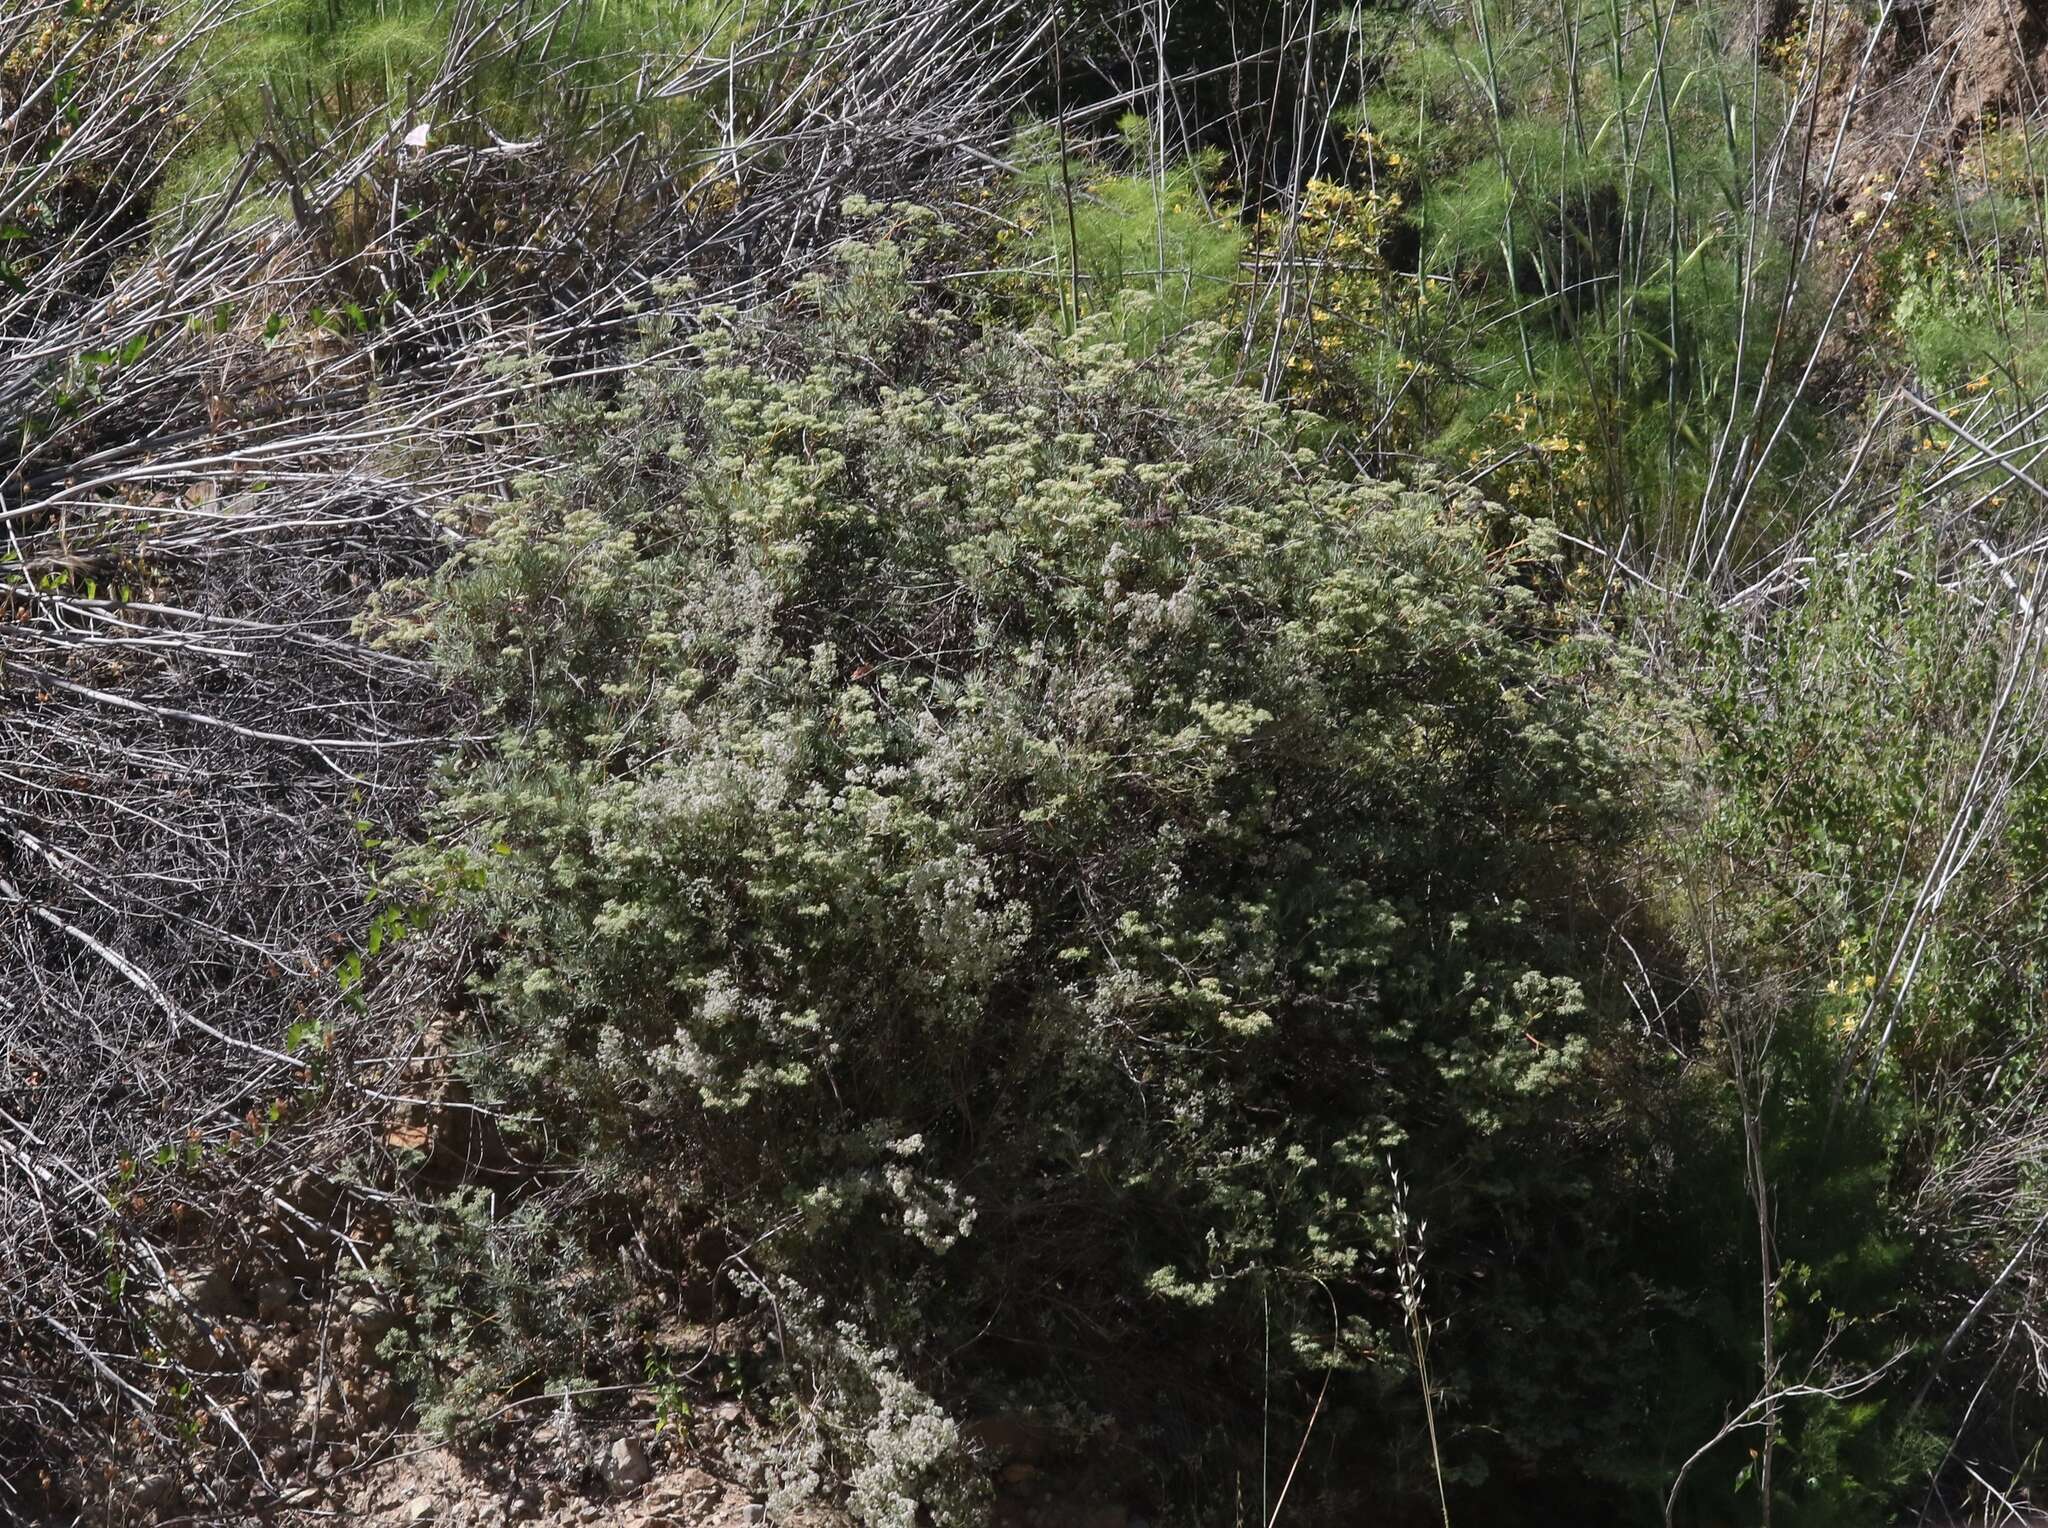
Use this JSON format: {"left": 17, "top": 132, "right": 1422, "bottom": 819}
{"left": 4, "top": 2, "right": 2048, "bottom": 1525}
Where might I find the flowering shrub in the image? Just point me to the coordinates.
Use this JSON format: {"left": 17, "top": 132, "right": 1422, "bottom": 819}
{"left": 389, "top": 236, "right": 1657, "bottom": 1514}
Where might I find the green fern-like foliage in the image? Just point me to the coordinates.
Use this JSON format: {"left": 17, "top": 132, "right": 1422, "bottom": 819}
{"left": 1352, "top": 0, "right": 1818, "bottom": 550}
{"left": 1007, "top": 118, "right": 1244, "bottom": 354}
{"left": 992, "top": 0, "right": 1832, "bottom": 558}
{"left": 163, "top": 0, "right": 721, "bottom": 215}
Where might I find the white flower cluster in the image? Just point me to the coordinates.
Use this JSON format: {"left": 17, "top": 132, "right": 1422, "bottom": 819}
{"left": 854, "top": 1132, "right": 975, "bottom": 1253}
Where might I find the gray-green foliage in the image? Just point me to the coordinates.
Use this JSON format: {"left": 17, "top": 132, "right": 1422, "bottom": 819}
{"left": 364, "top": 1185, "right": 630, "bottom": 1442}
{"left": 737, "top": 1289, "right": 990, "bottom": 1528}
{"left": 385, "top": 234, "right": 1653, "bottom": 1509}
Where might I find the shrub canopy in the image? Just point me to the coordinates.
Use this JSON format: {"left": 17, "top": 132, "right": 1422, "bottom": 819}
{"left": 399, "top": 238, "right": 1659, "bottom": 1509}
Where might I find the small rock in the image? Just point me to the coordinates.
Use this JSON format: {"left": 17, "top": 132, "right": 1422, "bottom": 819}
{"left": 173, "top": 1267, "right": 242, "bottom": 1318}
{"left": 604, "top": 1434, "right": 653, "bottom": 1491}
{"left": 669, "top": 1468, "right": 718, "bottom": 1500}
{"left": 255, "top": 1277, "right": 296, "bottom": 1319}
{"left": 507, "top": 1486, "right": 543, "bottom": 1522}
{"left": 743, "top": 1507, "right": 768, "bottom": 1526}
{"left": 348, "top": 1295, "right": 398, "bottom": 1342}
{"left": 130, "top": 1473, "right": 176, "bottom": 1509}
{"left": 360, "top": 1376, "right": 400, "bottom": 1417}
{"left": 405, "top": 1495, "right": 439, "bottom": 1525}
{"left": 300, "top": 1374, "right": 346, "bottom": 1422}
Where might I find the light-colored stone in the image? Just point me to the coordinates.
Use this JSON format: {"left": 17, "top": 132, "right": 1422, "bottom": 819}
{"left": 405, "top": 1494, "right": 440, "bottom": 1525}
{"left": 604, "top": 1434, "right": 653, "bottom": 1491}
{"left": 667, "top": 1467, "right": 719, "bottom": 1500}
